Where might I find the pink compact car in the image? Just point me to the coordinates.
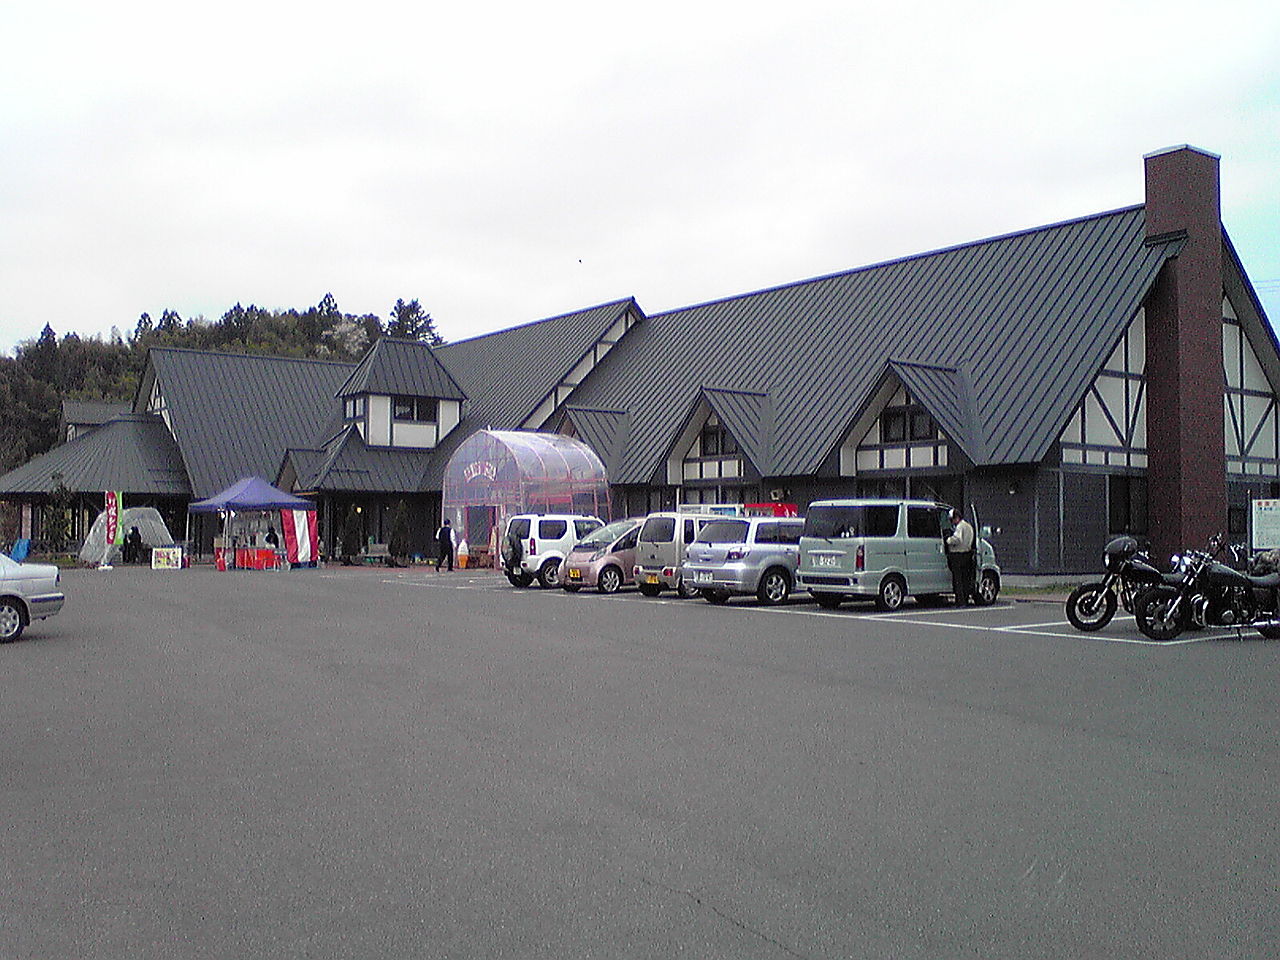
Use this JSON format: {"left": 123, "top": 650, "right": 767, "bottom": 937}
{"left": 560, "top": 518, "right": 643, "bottom": 594}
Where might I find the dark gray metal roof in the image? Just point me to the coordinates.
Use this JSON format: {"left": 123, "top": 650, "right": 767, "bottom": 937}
{"left": 295, "top": 425, "right": 432, "bottom": 494}
{"left": 703, "top": 388, "right": 772, "bottom": 476}
{"left": 335, "top": 337, "right": 466, "bottom": 401}
{"left": 0, "top": 414, "right": 190, "bottom": 495}
{"left": 887, "top": 359, "right": 985, "bottom": 463}
{"left": 563, "top": 206, "right": 1184, "bottom": 481}
{"left": 148, "top": 348, "right": 356, "bottom": 498}
{"left": 560, "top": 406, "right": 630, "bottom": 474}
{"left": 419, "top": 299, "right": 641, "bottom": 489}
{"left": 61, "top": 400, "right": 131, "bottom": 429}
{"left": 436, "top": 299, "right": 637, "bottom": 431}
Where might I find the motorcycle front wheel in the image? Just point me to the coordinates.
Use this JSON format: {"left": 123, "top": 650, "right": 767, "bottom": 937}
{"left": 1065, "top": 582, "right": 1117, "bottom": 631}
{"left": 1134, "top": 587, "right": 1189, "bottom": 641}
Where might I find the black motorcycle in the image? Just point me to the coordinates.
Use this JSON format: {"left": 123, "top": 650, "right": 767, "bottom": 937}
{"left": 1133, "top": 534, "right": 1280, "bottom": 641}
{"left": 1065, "top": 536, "right": 1168, "bottom": 631}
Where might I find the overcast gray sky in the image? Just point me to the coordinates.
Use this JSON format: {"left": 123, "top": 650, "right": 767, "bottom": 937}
{"left": 2, "top": 0, "right": 1277, "bottom": 354}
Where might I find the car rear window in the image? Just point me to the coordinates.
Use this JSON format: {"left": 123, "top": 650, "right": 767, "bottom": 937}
{"left": 697, "top": 519, "right": 749, "bottom": 543}
{"left": 508, "top": 518, "right": 531, "bottom": 539}
{"left": 803, "top": 505, "right": 899, "bottom": 539}
{"left": 640, "top": 517, "right": 675, "bottom": 543}
{"left": 778, "top": 521, "right": 803, "bottom": 545}
{"left": 539, "top": 519, "right": 568, "bottom": 539}
{"left": 907, "top": 506, "right": 943, "bottom": 538}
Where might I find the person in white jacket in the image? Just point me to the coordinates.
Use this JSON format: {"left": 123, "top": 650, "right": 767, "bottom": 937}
{"left": 945, "top": 508, "right": 976, "bottom": 606}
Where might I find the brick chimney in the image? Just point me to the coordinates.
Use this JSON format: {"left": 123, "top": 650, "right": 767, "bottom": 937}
{"left": 1143, "top": 145, "right": 1226, "bottom": 561}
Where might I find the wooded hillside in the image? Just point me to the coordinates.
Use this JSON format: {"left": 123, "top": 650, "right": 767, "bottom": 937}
{"left": 0, "top": 295, "right": 443, "bottom": 473}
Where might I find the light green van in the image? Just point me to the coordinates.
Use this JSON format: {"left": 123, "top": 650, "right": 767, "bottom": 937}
{"left": 795, "top": 499, "right": 999, "bottom": 610}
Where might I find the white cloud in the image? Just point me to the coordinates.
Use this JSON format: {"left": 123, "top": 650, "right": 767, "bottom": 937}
{"left": 2, "top": 0, "right": 1278, "bottom": 351}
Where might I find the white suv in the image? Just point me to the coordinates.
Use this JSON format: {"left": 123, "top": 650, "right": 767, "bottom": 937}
{"left": 501, "top": 514, "right": 604, "bottom": 588}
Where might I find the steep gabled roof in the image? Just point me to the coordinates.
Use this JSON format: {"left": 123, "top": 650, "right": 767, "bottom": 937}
{"left": 436, "top": 299, "right": 639, "bottom": 431}
{"left": 335, "top": 336, "right": 466, "bottom": 400}
{"left": 703, "top": 387, "right": 773, "bottom": 477}
{"left": 0, "top": 415, "right": 190, "bottom": 495}
{"left": 887, "top": 359, "right": 986, "bottom": 463}
{"left": 147, "top": 348, "right": 355, "bottom": 498}
{"left": 292, "top": 424, "right": 431, "bottom": 494}
{"left": 563, "top": 206, "right": 1184, "bottom": 482}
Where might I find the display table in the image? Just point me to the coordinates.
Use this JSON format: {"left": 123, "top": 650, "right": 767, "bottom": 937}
{"left": 235, "top": 547, "right": 278, "bottom": 570}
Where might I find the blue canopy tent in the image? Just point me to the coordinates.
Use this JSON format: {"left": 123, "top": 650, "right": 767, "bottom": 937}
{"left": 189, "top": 476, "right": 313, "bottom": 512}
{"left": 188, "top": 477, "right": 315, "bottom": 568}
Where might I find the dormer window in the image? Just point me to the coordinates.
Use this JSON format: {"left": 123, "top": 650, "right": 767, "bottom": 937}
{"left": 344, "top": 396, "right": 366, "bottom": 421}
{"left": 393, "top": 396, "right": 438, "bottom": 423}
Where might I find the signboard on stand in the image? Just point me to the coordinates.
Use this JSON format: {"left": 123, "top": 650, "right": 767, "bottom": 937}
{"left": 1251, "top": 499, "right": 1280, "bottom": 550}
{"left": 151, "top": 546, "right": 183, "bottom": 569}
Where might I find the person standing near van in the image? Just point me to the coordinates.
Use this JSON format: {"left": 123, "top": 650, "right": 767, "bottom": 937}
{"left": 436, "top": 518, "right": 457, "bottom": 572}
{"left": 945, "top": 508, "right": 976, "bottom": 605}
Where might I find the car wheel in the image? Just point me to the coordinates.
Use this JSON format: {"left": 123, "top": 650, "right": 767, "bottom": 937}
{"left": 756, "top": 568, "right": 791, "bottom": 606}
{"left": 973, "top": 571, "right": 999, "bottom": 606}
{"left": 637, "top": 582, "right": 662, "bottom": 597}
{"left": 814, "top": 593, "right": 844, "bottom": 609}
{"left": 676, "top": 576, "right": 700, "bottom": 600}
{"left": 876, "top": 575, "right": 907, "bottom": 611}
{"left": 703, "top": 589, "right": 730, "bottom": 605}
{"left": 597, "top": 565, "right": 623, "bottom": 595}
{"left": 505, "top": 571, "right": 533, "bottom": 588}
{"left": 0, "top": 599, "right": 24, "bottom": 643}
{"left": 1257, "top": 624, "right": 1280, "bottom": 639}
{"left": 538, "top": 559, "right": 561, "bottom": 589}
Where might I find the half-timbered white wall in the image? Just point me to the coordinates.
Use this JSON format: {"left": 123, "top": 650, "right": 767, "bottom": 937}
{"left": 841, "top": 385, "right": 948, "bottom": 475}
{"left": 1224, "top": 295, "right": 1280, "bottom": 477}
{"left": 1060, "top": 310, "right": 1147, "bottom": 468}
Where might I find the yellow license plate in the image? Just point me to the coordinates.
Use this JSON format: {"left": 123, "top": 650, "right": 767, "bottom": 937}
{"left": 567, "top": 568, "right": 582, "bottom": 580}
{"left": 646, "top": 574, "right": 659, "bottom": 584}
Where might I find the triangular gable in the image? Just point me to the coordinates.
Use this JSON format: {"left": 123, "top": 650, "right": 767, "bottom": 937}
{"left": 887, "top": 359, "right": 987, "bottom": 463}
{"left": 702, "top": 387, "right": 773, "bottom": 477}
{"left": 335, "top": 337, "right": 466, "bottom": 401}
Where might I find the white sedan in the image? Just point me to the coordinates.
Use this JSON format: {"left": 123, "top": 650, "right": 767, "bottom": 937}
{"left": 0, "top": 552, "right": 65, "bottom": 642}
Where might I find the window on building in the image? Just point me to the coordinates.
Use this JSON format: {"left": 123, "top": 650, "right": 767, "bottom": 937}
{"left": 343, "top": 396, "right": 366, "bottom": 421}
{"left": 1108, "top": 475, "right": 1148, "bottom": 535}
{"left": 699, "top": 419, "right": 738, "bottom": 457}
{"left": 881, "top": 401, "right": 936, "bottom": 443}
{"left": 392, "top": 396, "right": 438, "bottom": 423}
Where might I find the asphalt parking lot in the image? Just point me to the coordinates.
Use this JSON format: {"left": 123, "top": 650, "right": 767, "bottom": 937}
{"left": 3, "top": 565, "right": 1278, "bottom": 959}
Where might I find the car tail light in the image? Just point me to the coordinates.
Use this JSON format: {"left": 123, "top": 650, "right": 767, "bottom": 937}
{"left": 663, "top": 567, "right": 674, "bottom": 577}
{"left": 856, "top": 544, "right": 864, "bottom": 572}
{"left": 634, "top": 565, "right": 641, "bottom": 576}
{"left": 529, "top": 538, "right": 536, "bottom": 555}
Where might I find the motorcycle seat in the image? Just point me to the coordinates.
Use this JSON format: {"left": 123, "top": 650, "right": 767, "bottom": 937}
{"left": 1247, "top": 571, "right": 1280, "bottom": 589}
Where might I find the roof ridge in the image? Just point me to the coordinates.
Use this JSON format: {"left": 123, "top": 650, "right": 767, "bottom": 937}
{"left": 439, "top": 298, "right": 636, "bottom": 349}
{"left": 148, "top": 345, "right": 357, "bottom": 368}
{"left": 648, "top": 205, "right": 1148, "bottom": 319}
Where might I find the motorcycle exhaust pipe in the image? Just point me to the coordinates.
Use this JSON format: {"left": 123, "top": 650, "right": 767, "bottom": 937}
{"left": 1253, "top": 619, "right": 1280, "bottom": 632}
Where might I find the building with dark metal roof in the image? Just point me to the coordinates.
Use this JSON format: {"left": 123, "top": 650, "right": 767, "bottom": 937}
{"left": 1, "top": 146, "right": 1275, "bottom": 571}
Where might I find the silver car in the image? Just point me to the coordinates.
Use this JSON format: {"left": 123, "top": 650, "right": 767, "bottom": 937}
{"left": 681, "top": 516, "right": 805, "bottom": 605}
{"left": 0, "top": 552, "right": 65, "bottom": 642}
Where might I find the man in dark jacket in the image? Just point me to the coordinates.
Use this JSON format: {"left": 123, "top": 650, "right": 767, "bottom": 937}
{"left": 436, "top": 519, "right": 456, "bottom": 572}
